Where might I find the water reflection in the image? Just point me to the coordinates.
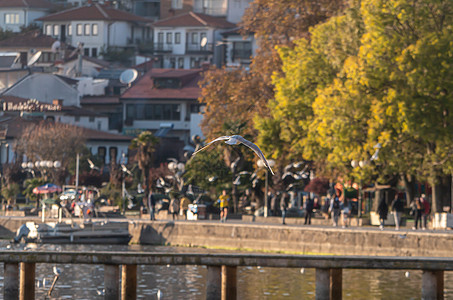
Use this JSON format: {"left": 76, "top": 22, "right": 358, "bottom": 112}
{"left": 0, "top": 242, "right": 451, "bottom": 299}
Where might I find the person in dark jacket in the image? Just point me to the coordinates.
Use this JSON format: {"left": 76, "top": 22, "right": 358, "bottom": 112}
{"left": 390, "top": 193, "right": 404, "bottom": 230}
{"left": 304, "top": 197, "right": 314, "bottom": 225}
{"left": 377, "top": 197, "right": 388, "bottom": 230}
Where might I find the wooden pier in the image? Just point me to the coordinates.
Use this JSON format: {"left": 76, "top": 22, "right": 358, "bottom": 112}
{"left": 1, "top": 250, "right": 450, "bottom": 299}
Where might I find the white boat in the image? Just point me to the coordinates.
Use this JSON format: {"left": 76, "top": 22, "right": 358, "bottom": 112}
{"left": 14, "top": 221, "right": 131, "bottom": 244}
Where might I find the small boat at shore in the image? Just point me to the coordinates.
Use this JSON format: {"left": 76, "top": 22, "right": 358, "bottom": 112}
{"left": 14, "top": 221, "right": 131, "bottom": 244}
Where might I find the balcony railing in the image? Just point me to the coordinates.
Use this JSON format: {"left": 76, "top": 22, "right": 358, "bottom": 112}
{"left": 154, "top": 43, "right": 173, "bottom": 53}
{"left": 185, "top": 43, "right": 213, "bottom": 54}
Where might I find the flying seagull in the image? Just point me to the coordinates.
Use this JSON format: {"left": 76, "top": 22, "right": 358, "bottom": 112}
{"left": 192, "top": 135, "right": 275, "bottom": 175}
{"left": 87, "top": 159, "right": 100, "bottom": 171}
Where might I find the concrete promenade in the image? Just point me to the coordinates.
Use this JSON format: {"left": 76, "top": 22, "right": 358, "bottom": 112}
{"left": 0, "top": 214, "right": 452, "bottom": 257}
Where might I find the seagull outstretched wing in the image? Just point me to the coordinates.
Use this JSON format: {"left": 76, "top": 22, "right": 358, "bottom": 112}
{"left": 233, "top": 136, "right": 275, "bottom": 175}
{"left": 192, "top": 136, "right": 231, "bottom": 156}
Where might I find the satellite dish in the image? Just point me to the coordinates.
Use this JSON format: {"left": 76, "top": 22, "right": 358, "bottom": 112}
{"left": 120, "top": 69, "right": 138, "bottom": 85}
{"left": 51, "top": 41, "right": 61, "bottom": 53}
{"left": 27, "top": 51, "right": 42, "bottom": 66}
{"left": 200, "top": 37, "right": 208, "bottom": 48}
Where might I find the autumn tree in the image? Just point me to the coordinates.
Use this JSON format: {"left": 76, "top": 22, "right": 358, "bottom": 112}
{"left": 199, "top": 0, "right": 346, "bottom": 173}
{"left": 14, "top": 121, "right": 86, "bottom": 184}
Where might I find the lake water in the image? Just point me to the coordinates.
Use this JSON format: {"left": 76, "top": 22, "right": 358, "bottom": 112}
{"left": 0, "top": 242, "right": 451, "bottom": 299}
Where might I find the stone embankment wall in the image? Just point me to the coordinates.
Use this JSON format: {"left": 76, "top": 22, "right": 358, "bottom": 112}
{"left": 129, "top": 220, "right": 453, "bottom": 257}
{"left": 0, "top": 216, "right": 452, "bottom": 257}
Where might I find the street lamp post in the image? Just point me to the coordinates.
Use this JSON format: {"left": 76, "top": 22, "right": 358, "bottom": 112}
{"left": 351, "top": 160, "right": 367, "bottom": 218}
{"left": 258, "top": 159, "right": 275, "bottom": 218}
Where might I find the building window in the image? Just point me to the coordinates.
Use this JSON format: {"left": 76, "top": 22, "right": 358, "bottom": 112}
{"left": 178, "top": 57, "right": 184, "bottom": 68}
{"left": 46, "top": 25, "right": 52, "bottom": 35}
{"left": 53, "top": 25, "right": 59, "bottom": 36}
{"left": 109, "top": 147, "right": 118, "bottom": 164}
{"left": 5, "top": 14, "right": 19, "bottom": 24}
{"left": 98, "top": 147, "right": 106, "bottom": 164}
{"left": 75, "top": 116, "right": 80, "bottom": 122}
{"left": 171, "top": 0, "right": 182, "bottom": 9}
{"left": 92, "top": 48, "right": 97, "bottom": 57}
{"left": 175, "top": 32, "right": 181, "bottom": 44}
{"left": 170, "top": 57, "right": 176, "bottom": 68}
{"left": 158, "top": 32, "right": 164, "bottom": 43}
{"left": 77, "top": 24, "right": 83, "bottom": 35}
{"left": 233, "top": 42, "right": 252, "bottom": 60}
{"left": 190, "top": 57, "right": 200, "bottom": 68}
{"left": 89, "top": 116, "right": 95, "bottom": 122}
{"left": 84, "top": 24, "right": 90, "bottom": 35}
{"left": 84, "top": 48, "right": 89, "bottom": 56}
{"left": 166, "top": 32, "right": 172, "bottom": 44}
{"left": 191, "top": 33, "right": 198, "bottom": 44}
{"left": 126, "top": 104, "right": 181, "bottom": 121}
{"left": 92, "top": 24, "right": 98, "bottom": 36}
{"left": 68, "top": 24, "right": 72, "bottom": 36}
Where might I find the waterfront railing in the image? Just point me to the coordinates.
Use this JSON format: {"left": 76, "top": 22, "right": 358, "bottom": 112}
{"left": 1, "top": 250, "right": 449, "bottom": 299}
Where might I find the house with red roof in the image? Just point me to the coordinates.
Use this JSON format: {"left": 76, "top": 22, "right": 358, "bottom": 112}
{"left": 0, "top": 0, "right": 54, "bottom": 32}
{"left": 120, "top": 67, "right": 205, "bottom": 146}
{"left": 37, "top": 3, "right": 152, "bottom": 59}
{"left": 152, "top": 12, "right": 235, "bottom": 69}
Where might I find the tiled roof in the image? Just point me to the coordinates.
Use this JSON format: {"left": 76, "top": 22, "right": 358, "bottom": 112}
{"left": 37, "top": 4, "right": 152, "bottom": 23}
{"left": 121, "top": 68, "right": 202, "bottom": 100}
{"left": 0, "top": 0, "right": 53, "bottom": 9}
{"left": 0, "top": 30, "right": 59, "bottom": 48}
{"left": 153, "top": 12, "right": 235, "bottom": 28}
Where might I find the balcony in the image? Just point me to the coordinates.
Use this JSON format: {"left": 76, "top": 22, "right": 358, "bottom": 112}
{"left": 185, "top": 43, "right": 213, "bottom": 54}
{"left": 154, "top": 43, "right": 173, "bottom": 53}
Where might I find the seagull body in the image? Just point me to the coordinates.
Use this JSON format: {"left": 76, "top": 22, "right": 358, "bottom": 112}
{"left": 87, "top": 159, "right": 100, "bottom": 171}
{"left": 192, "top": 135, "right": 275, "bottom": 175}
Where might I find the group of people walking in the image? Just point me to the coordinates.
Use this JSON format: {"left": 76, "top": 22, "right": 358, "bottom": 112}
{"left": 376, "top": 193, "right": 430, "bottom": 230}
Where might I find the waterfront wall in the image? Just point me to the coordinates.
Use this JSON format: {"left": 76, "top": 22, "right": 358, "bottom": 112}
{"left": 129, "top": 220, "right": 453, "bottom": 257}
{"left": 1, "top": 216, "right": 452, "bottom": 257}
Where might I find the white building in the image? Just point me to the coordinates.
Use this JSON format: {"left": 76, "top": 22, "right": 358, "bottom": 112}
{"left": 0, "top": 0, "right": 53, "bottom": 32}
{"left": 1, "top": 73, "right": 80, "bottom": 107}
{"left": 37, "top": 3, "right": 152, "bottom": 58}
{"left": 152, "top": 12, "right": 235, "bottom": 69}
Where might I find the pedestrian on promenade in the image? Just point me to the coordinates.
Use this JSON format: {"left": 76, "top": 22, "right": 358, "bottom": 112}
{"left": 179, "top": 194, "right": 191, "bottom": 220}
{"left": 412, "top": 198, "right": 423, "bottom": 230}
{"left": 377, "top": 197, "right": 388, "bottom": 230}
{"left": 280, "top": 192, "right": 290, "bottom": 225}
{"left": 420, "top": 194, "right": 430, "bottom": 230}
{"left": 390, "top": 193, "right": 404, "bottom": 230}
{"left": 218, "top": 189, "right": 230, "bottom": 222}
{"left": 304, "top": 197, "right": 314, "bottom": 225}
{"left": 148, "top": 190, "right": 157, "bottom": 221}
{"left": 341, "top": 198, "right": 350, "bottom": 228}
{"left": 169, "top": 192, "right": 180, "bottom": 221}
{"left": 321, "top": 196, "right": 330, "bottom": 220}
{"left": 329, "top": 189, "right": 342, "bottom": 227}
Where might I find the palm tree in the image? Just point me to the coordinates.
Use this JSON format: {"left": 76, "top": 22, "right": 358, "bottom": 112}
{"left": 129, "top": 131, "right": 159, "bottom": 204}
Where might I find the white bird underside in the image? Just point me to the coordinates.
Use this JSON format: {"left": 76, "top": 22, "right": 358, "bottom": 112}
{"left": 192, "top": 135, "right": 275, "bottom": 175}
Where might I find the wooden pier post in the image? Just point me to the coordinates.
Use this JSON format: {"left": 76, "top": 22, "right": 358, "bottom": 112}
{"left": 330, "top": 268, "right": 342, "bottom": 300}
{"left": 19, "top": 262, "right": 35, "bottom": 300}
{"left": 316, "top": 268, "right": 330, "bottom": 300}
{"left": 121, "top": 264, "right": 137, "bottom": 300}
{"left": 4, "top": 263, "right": 19, "bottom": 300}
{"left": 104, "top": 264, "right": 119, "bottom": 300}
{"left": 422, "top": 270, "right": 443, "bottom": 300}
{"left": 206, "top": 266, "right": 221, "bottom": 300}
{"left": 221, "top": 266, "right": 237, "bottom": 300}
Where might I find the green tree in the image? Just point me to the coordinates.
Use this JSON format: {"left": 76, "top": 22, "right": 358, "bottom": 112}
{"left": 129, "top": 131, "right": 159, "bottom": 201}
